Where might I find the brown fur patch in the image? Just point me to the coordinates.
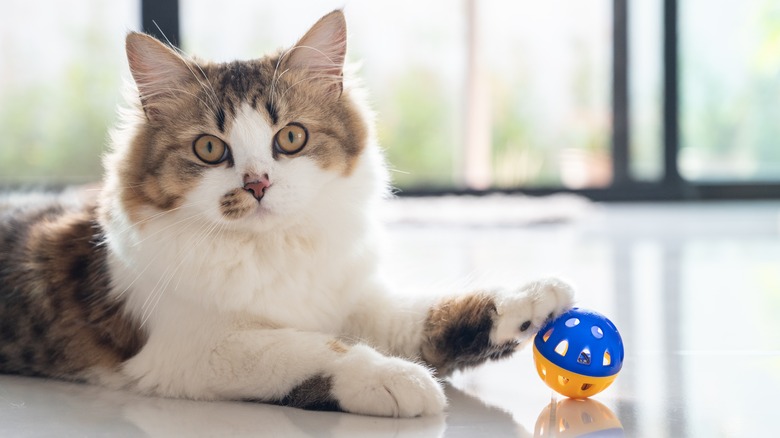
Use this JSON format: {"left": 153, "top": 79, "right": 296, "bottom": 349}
{"left": 0, "top": 195, "right": 146, "bottom": 380}
{"left": 276, "top": 375, "right": 340, "bottom": 412}
{"left": 219, "top": 188, "right": 255, "bottom": 220}
{"left": 421, "top": 293, "right": 518, "bottom": 377}
{"left": 327, "top": 339, "right": 349, "bottom": 354}
{"left": 110, "top": 122, "right": 208, "bottom": 225}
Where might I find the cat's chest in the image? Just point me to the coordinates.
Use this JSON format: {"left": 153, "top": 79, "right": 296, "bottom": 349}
{"left": 116, "top": 224, "right": 367, "bottom": 331}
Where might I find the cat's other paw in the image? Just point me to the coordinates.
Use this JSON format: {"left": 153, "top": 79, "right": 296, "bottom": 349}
{"left": 331, "top": 345, "right": 446, "bottom": 418}
{"left": 490, "top": 278, "right": 575, "bottom": 345}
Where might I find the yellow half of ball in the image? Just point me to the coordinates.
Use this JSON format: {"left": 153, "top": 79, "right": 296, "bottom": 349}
{"left": 533, "top": 345, "right": 618, "bottom": 399}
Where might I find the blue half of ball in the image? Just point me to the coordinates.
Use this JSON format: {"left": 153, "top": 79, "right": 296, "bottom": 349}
{"left": 534, "top": 307, "right": 624, "bottom": 378}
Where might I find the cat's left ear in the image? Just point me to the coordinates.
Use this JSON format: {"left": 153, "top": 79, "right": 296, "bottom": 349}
{"left": 126, "top": 32, "right": 194, "bottom": 120}
{"left": 284, "top": 10, "right": 347, "bottom": 95}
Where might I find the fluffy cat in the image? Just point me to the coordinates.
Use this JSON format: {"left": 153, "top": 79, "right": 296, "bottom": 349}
{"left": 0, "top": 10, "right": 574, "bottom": 417}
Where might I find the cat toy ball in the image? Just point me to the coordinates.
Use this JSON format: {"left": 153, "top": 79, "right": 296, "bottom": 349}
{"left": 533, "top": 308, "right": 624, "bottom": 398}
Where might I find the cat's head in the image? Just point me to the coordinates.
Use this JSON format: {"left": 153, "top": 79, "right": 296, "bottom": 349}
{"left": 103, "top": 11, "right": 384, "bottom": 234}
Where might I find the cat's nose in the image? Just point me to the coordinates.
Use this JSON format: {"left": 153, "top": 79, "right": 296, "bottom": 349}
{"left": 243, "top": 173, "right": 271, "bottom": 200}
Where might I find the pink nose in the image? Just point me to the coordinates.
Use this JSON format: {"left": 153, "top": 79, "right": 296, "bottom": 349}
{"left": 243, "top": 174, "right": 271, "bottom": 200}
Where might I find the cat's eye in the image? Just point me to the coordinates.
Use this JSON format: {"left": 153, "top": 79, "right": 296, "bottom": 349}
{"left": 193, "top": 135, "right": 229, "bottom": 164}
{"left": 274, "top": 123, "right": 308, "bottom": 155}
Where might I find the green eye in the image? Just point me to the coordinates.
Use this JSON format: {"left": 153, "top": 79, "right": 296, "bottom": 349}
{"left": 274, "top": 123, "right": 308, "bottom": 155}
{"left": 193, "top": 135, "right": 229, "bottom": 164}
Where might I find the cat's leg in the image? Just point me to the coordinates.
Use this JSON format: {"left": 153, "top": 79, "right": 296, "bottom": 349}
{"left": 119, "top": 326, "right": 446, "bottom": 418}
{"left": 344, "top": 278, "right": 575, "bottom": 376}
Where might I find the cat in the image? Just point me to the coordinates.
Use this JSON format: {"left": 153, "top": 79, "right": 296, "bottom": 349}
{"left": 0, "top": 10, "right": 574, "bottom": 417}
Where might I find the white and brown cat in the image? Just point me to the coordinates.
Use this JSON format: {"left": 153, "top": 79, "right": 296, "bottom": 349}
{"left": 0, "top": 10, "right": 574, "bottom": 417}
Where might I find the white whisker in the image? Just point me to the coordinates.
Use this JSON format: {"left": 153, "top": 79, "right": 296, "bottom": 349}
{"left": 141, "top": 216, "right": 224, "bottom": 326}
{"left": 114, "top": 199, "right": 211, "bottom": 236}
{"left": 132, "top": 207, "right": 210, "bottom": 246}
{"left": 150, "top": 21, "right": 220, "bottom": 115}
{"left": 139, "top": 214, "right": 211, "bottom": 323}
{"left": 280, "top": 74, "right": 342, "bottom": 101}
{"left": 127, "top": 211, "right": 204, "bottom": 304}
{"left": 268, "top": 50, "right": 289, "bottom": 117}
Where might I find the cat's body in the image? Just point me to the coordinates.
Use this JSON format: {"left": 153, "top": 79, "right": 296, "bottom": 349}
{"left": 0, "top": 11, "right": 574, "bottom": 417}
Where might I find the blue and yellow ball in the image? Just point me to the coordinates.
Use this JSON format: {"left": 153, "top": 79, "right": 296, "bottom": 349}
{"left": 533, "top": 308, "right": 624, "bottom": 398}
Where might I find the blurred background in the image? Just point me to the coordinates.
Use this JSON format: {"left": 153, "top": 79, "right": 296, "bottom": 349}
{"left": 0, "top": 0, "right": 779, "bottom": 197}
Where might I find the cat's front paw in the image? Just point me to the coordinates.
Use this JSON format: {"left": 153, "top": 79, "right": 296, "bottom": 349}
{"left": 331, "top": 345, "right": 446, "bottom": 418}
{"left": 490, "top": 278, "right": 575, "bottom": 345}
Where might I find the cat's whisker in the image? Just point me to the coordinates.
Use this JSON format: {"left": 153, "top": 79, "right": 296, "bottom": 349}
{"left": 113, "top": 181, "right": 150, "bottom": 190}
{"left": 174, "top": 220, "right": 227, "bottom": 293}
{"left": 273, "top": 67, "right": 292, "bottom": 85}
{"left": 280, "top": 74, "right": 343, "bottom": 101}
{"left": 128, "top": 212, "right": 206, "bottom": 305}
{"left": 187, "top": 61, "right": 220, "bottom": 111}
{"left": 130, "top": 70, "right": 214, "bottom": 108}
{"left": 143, "top": 87, "right": 214, "bottom": 111}
{"left": 131, "top": 209, "right": 210, "bottom": 247}
{"left": 114, "top": 198, "right": 212, "bottom": 237}
{"left": 112, "top": 252, "right": 158, "bottom": 302}
{"left": 139, "top": 214, "right": 211, "bottom": 322}
{"left": 388, "top": 168, "right": 411, "bottom": 175}
{"left": 268, "top": 50, "right": 289, "bottom": 117}
{"left": 150, "top": 22, "right": 221, "bottom": 114}
{"left": 170, "top": 219, "right": 224, "bottom": 297}
{"left": 285, "top": 44, "right": 343, "bottom": 69}
{"left": 141, "top": 216, "right": 224, "bottom": 326}
{"left": 114, "top": 202, "right": 206, "bottom": 239}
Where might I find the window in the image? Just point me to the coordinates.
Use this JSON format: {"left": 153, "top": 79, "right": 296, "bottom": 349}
{"left": 0, "top": 0, "right": 138, "bottom": 185}
{"left": 680, "top": 0, "right": 780, "bottom": 182}
{"left": 3, "top": 0, "right": 780, "bottom": 199}
{"left": 478, "top": 0, "right": 612, "bottom": 190}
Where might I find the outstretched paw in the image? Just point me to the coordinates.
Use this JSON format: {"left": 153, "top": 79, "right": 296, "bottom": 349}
{"left": 491, "top": 278, "right": 575, "bottom": 345}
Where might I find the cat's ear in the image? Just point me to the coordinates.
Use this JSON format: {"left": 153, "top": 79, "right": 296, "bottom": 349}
{"left": 126, "top": 32, "right": 193, "bottom": 120}
{"left": 284, "top": 10, "right": 347, "bottom": 95}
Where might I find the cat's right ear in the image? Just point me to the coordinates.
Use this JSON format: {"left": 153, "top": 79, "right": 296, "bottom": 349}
{"left": 126, "top": 32, "right": 193, "bottom": 120}
{"left": 284, "top": 10, "right": 347, "bottom": 97}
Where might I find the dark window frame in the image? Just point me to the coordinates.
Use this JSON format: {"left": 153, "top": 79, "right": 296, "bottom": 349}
{"left": 144, "top": 0, "right": 780, "bottom": 201}
{"left": 142, "top": 0, "right": 179, "bottom": 47}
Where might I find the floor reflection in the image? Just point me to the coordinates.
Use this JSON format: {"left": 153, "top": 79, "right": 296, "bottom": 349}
{"left": 534, "top": 398, "right": 623, "bottom": 438}
{"left": 0, "top": 375, "right": 447, "bottom": 437}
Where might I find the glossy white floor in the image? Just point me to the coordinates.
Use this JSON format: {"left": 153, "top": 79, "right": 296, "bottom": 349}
{"left": 1, "top": 200, "right": 778, "bottom": 437}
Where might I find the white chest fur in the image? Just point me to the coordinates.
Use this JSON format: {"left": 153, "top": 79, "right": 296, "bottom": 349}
{"left": 107, "top": 209, "right": 377, "bottom": 334}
